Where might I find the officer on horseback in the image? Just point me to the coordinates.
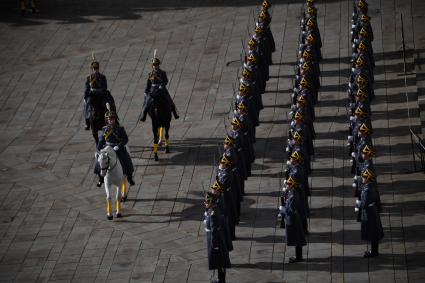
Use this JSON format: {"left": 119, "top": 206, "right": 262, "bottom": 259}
{"left": 97, "top": 107, "right": 135, "bottom": 187}
{"left": 83, "top": 54, "right": 117, "bottom": 146}
{"left": 140, "top": 50, "right": 179, "bottom": 161}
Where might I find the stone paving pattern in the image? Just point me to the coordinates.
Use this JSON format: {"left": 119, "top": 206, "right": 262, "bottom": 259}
{"left": 0, "top": 0, "right": 425, "bottom": 282}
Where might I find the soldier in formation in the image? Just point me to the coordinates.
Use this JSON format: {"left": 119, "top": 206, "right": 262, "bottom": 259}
{"left": 349, "top": 0, "right": 384, "bottom": 258}
{"left": 278, "top": 0, "right": 321, "bottom": 263}
{"left": 203, "top": 0, "right": 275, "bottom": 281}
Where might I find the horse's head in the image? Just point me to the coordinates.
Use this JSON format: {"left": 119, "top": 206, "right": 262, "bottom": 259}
{"left": 97, "top": 151, "right": 109, "bottom": 177}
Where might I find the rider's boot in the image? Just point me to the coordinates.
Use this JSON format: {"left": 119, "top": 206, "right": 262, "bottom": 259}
{"left": 153, "top": 143, "right": 159, "bottom": 161}
{"left": 106, "top": 200, "right": 113, "bottom": 220}
{"left": 165, "top": 139, "right": 170, "bottom": 153}
{"left": 97, "top": 176, "right": 104, "bottom": 187}
{"left": 116, "top": 200, "right": 122, "bottom": 218}
{"left": 121, "top": 178, "right": 128, "bottom": 202}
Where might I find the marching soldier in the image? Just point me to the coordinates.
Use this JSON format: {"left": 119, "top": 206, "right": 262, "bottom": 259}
{"left": 97, "top": 109, "right": 135, "bottom": 187}
{"left": 223, "top": 135, "right": 245, "bottom": 195}
{"left": 204, "top": 192, "right": 231, "bottom": 283}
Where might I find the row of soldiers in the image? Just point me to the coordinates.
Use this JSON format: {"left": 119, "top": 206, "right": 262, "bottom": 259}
{"left": 278, "top": 0, "right": 322, "bottom": 264}
{"left": 348, "top": 0, "right": 384, "bottom": 258}
{"left": 203, "top": 1, "right": 275, "bottom": 282}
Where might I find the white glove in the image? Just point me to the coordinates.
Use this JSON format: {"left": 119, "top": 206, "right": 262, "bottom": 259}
{"left": 356, "top": 200, "right": 360, "bottom": 205}
{"left": 113, "top": 146, "right": 119, "bottom": 151}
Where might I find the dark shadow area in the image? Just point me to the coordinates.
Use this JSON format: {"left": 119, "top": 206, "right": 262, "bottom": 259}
{"left": 0, "top": 0, "right": 344, "bottom": 27}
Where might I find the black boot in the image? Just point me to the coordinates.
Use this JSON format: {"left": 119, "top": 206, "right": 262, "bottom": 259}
{"left": 289, "top": 246, "right": 303, "bottom": 263}
{"left": 140, "top": 112, "right": 147, "bottom": 122}
{"left": 97, "top": 176, "right": 104, "bottom": 187}
{"left": 218, "top": 268, "right": 226, "bottom": 283}
{"left": 127, "top": 175, "right": 135, "bottom": 186}
{"left": 364, "top": 241, "right": 379, "bottom": 258}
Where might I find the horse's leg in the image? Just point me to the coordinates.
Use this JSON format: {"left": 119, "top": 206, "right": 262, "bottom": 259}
{"left": 91, "top": 124, "right": 99, "bottom": 145}
{"left": 104, "top": 182, "right": 113, "bottom": 220}
{"left": 115, "top": 184, "right": 122, "bottom": 218}
{"left": 158, "top": 127, "right": 164, "bottom": 145}
{"left": 121, "top": 177, "right": 127, "bottom": 202}
{"left": 152, "top": 119, "right": 159, "bottom": 161}
{"left": 164, "top": 125, "right": 170, "bottom": 153}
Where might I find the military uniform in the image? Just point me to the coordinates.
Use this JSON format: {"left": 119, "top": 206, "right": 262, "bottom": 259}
{"left": 97, "top": 124, "right": 134, "bottom": 185}
{"left": 204, "top": 192, "right": 231, "bottom": 283}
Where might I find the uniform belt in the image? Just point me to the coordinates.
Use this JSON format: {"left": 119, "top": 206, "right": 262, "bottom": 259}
{"left": 106, "top": 142, "right": 118, "bottom": 146}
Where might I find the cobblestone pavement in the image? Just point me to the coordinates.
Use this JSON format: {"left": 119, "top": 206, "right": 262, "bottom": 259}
{"left": 0, "top": 0, "right": 425, "bottom": 282}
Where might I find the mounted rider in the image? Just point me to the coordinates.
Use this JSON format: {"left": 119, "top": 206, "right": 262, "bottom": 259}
{"left": 140, "top": 50, "right": 179, "bottom": 160}
{"left": 96, "top": 106, "right": 135, "bottom": 187}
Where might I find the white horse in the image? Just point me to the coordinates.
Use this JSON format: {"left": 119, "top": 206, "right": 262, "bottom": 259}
{"left": 97, "top": 145, "right": 125, "bottom": 220}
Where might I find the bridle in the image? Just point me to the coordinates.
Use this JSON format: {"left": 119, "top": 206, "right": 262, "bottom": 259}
{"left": 100, "top": 152, "right": 118, "bottom": 172}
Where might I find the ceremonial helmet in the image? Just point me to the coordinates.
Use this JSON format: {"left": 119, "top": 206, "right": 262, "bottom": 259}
{"left": 286, "top": 175, "right": 300, "bottom": 187}
{"left": 291, "top": 150, "right": 304, "bottom": 162}
{"left": 262, "top": 0, "right": 271, "bottom": 10}
{"left": 247, "top": 53, "right": 258, "bottom": 65}
{"left": 293, "top": 131, "right": 304, "bottom": 143}
{"left": 255, "top": 25, "right": 265, "bottom": 36}
{"left": 362, "top": 144, "right": 376, "bottom": 158}
{"left": 242, "top": 66, "right": 253, "bottom": 79}
{"left": 220, "top": 154, "right": 232, "bottom": 167}
{"left": 239, "top": 82, "right": 250, "bottom": 94}
{"left": 261, "top": 0, "right": 272, "bottom": 10}
{"left": 359, "top": 122, "right": 373, "bottom": 135}
{"left": 357, "top": 0, "right": 368, "bottom": 12}
{"left": 294, "top": 111, "right": 305, "bottom": 122}
{"left": 306, "top": 18, "right": 315, "bottom": 29}
{"left": 355, "top": 54, "right": 367, "bottom": 67}
{"left": 301, "top": 61, "right": 313, "bottom": 74}
{"left": 105, "top": 110, "right": 118, "bottom": 122}
{"left": 361, "top": 14, "right": 370, "bottom": 22}
{"left": 297, "top": 95, "right": 307, "bottom": 107}
{"left": 354, "top": 105, "right": 368, "bottom": 118}
{"left": 307, "top": 6, "right": 317, "bottom": 16}
{"left": 300, "top": 77, "right": 311, "bottom": 89}
{"left": 152, "top": 49, "right": 161, "bottom": 66}
{"left": 231, "top": 117, "right": 242, "bottom": 128}
{"left": 306, "top": 33, "right": 315, "bottom": 45}
{"left": 212, "top": 177, "right": 225, "bottom": 193}
{"left": 91, "top": 52, "right": 99, "bottom": 69}
{"left": 359, "top": 27, "right": 369, "bottom": 38}
{"left": 356, "top": 88, "right": 369, "bottom": 100}
{"left": 224, "top": 135, "right": 235, "bottom": 146}
{"left": 248, "top": 38, "right": 258, "bottom": 50}
{"left": 307, "top": 0, "right": 316, "bottom": 5}
{"left": 302, "top": 49, "right": 313, "bottom": 60}
{"left": 358, "top": 40, "right": 369, "bottom": 52}
{"left": 259, "top": 10, "right": 268, "bottom": 22}
{"left": 238, "top": 101, "right": 248, "bottom": 112}
{"left": 361, "top": 168, "right": 376, "bottom": 182}
{"left": 104, "top": 103, "right": 118, "bottom": 123}
{"left": 356, "top": 74, "right": 369, "bottom": 86}
{"left": 204, "top": 191, "right": 218, "bottom": 205}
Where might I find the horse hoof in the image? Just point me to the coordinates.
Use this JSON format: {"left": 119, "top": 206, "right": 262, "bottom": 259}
{"left": 107, "top": 215, "right": 113, "bottom": 220}
{"left": 154, "top": 154, "right": 159, "bottom": 161}
{"left": 121, "top": 195, "right": 127, "bottom": 202}
{"left": 165, "top": 146, "right": 170, "bottom": 153}
{"left": 116, "top": 213, "right": 122, "bottom": 218}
